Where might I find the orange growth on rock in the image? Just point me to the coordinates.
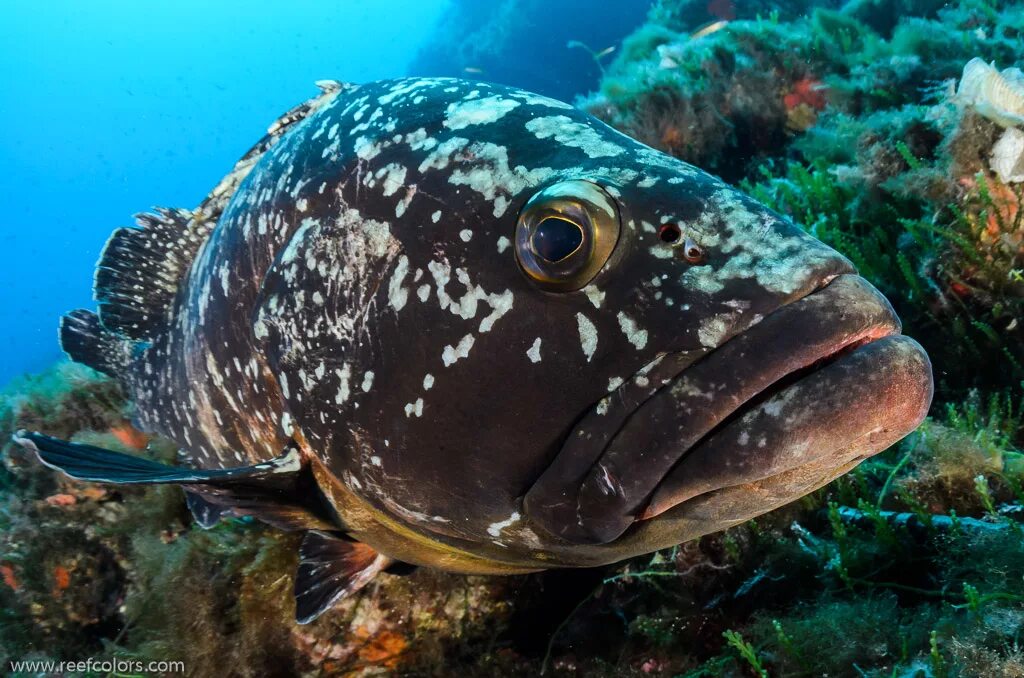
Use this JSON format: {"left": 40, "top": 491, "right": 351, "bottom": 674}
{"left": 354, "top": 626, "right": 407, "bottom": 670}
{"left": 958, "top": 175, "right": 1023, "bottom": 250}
{"left": 45, "top": 493, "right": 78, "bottom": 507}
{"left": 110, "top": 421, "right": 150, "bottom": 450}
{"left": 660, "top": 125, "right": 685, "bottom": 151}
{"left": 1, "top": 564, "right": 19, "bottom": 591}
{"left": 949, "top": 280, "right": 972, "bottom": 298}
{"left": 53, "top": 565, "right": 71, "bottom": 592}
{"left": 784, "top": 77, "right": 827, "bottom": 111}
{"left": 81, "top": 487, "right": 108, "bottom": 501}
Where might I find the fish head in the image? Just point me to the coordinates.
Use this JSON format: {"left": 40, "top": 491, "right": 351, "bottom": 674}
{"left": 517, "top": 170, "right": 935, "bottom": 552}
{"left": 258, "top": 79, "right": 932, "bottom": 568}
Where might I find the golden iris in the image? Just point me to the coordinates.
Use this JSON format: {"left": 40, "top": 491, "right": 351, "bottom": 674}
{"left": 514, "top": 180, "right": 621, "bottom": 292}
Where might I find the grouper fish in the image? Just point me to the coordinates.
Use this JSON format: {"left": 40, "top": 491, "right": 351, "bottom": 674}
{"left": 14, "top": 77, "right": 934, "bottom": 624}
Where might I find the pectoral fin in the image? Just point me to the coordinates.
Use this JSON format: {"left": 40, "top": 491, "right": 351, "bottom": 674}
{"left": 14, "top": 430, "right": 337, "bottom": 532}
{"left": 294, "top": 530, "right": 394, "bottom": 624}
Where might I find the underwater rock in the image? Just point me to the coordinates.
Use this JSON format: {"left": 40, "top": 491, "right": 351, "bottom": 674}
{"left": 956, "top": 57, "right": 1024, "bottom": 128}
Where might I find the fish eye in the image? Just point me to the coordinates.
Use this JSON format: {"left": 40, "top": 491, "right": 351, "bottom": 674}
{"left": 515, "top": 180, "right": 621, "bottom": 292}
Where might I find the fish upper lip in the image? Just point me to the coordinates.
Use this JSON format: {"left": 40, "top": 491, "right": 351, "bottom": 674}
{"left": 524, "top": 273, "right": 905, "bottom": 544}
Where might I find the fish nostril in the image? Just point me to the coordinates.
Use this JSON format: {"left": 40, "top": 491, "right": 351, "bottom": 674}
{"left": 658, "top": 223, "right": 681, "bottom": 244}
{"left": 682, "top": 238, "right": 705, "bottom": 264}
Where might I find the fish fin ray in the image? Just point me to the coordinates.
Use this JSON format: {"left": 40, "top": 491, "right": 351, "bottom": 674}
{"left": 14, "top": 431, "right": 338, "bottom": 532}
{"left": 59, "top": 309, "right": 133, "bottom": 378}
{"left": 294, "top": 531, "right": 392, "bottom": 624}
{"left": 81, "top": 83, "right": 354, "bottom": 349}
{"left": 94, "top": 208, "right": 213, "bottom": 341}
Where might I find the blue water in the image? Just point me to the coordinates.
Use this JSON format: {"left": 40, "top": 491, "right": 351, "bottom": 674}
{"left": 0, "top": 0, "right": 649, "bottom": 387}
{"left": 0, "top": 1, "right": 447, "bottom": 385}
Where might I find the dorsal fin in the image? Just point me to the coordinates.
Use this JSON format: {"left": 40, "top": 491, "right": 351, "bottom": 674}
{"left": 71, "top": 80, "right": 355, "bottom": 353}
{"left": 94, "top": 207, "right": 212, "bottom": 340}
{"left": 195, "top": 79, "right": 355, "bottom": 218}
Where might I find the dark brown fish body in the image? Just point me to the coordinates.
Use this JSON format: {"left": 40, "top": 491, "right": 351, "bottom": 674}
{"left": 16, "top": 78, "right": 933, "bottom": 622}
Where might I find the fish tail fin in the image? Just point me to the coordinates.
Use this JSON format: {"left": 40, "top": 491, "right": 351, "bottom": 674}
{"left": 59, "top": 309, "right": 133, "bottom": 379}
{"left": 294, "top": 531, "right": 393, "bottom": 624}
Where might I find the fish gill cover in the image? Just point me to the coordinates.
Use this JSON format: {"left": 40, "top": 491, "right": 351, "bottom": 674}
{"left": 1, "top": 1, "right": 1024, "bottom": 677}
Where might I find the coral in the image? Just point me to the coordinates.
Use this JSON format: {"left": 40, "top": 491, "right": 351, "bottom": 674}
{"left": 956, "top": 57, "right": 1024, "bottom": 128}
{"left": 990, "top": 127, "right": 1024, "bottom": 183}
{"left": 784, "top": 77, "right": 829, "bottom": 132}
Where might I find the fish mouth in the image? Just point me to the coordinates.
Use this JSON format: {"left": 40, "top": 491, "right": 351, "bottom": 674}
{"left": 523, "top": 274, "right": 934, "bottom": 545}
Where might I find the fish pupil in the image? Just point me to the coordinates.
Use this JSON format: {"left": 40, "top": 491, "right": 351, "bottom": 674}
{"left": 532, "top": 217, "right": 583, "bottom": 262}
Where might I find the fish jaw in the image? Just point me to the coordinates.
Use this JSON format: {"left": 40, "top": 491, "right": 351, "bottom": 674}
{"left": 523, "top": 274, "right": 934, "bottom": 545}
{"left": 641, "top": 332, "right": 932, "bottom": 518}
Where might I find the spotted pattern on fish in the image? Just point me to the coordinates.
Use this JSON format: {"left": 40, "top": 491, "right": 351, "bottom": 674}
{"left": 49, "top": 77, "right": 931, "bottom": 575}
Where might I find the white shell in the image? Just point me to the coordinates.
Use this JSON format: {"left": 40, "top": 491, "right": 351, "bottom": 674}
{"left": 956, "top": 57, "right": 1024, "bottom": 128}
{"left": 990, "top": 127, "right": 1024, "bottom": 183}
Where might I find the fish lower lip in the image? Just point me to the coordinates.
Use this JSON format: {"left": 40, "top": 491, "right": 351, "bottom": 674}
{"left": 642, "top": 333, "right": 933, "bottom": 519}
{"left": 524, "top": 274, "right": 921, "bottom": 545}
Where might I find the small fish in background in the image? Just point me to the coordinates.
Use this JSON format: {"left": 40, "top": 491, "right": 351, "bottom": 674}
{"left": 689, "top": 19, "right": 729, "bottom": 41}
{"left": 567, "top": 40, "right": 616, "bottom": 60}
{"left": 656, "top": 20, "right": 729, "bottom": 69}
{"left": 463, "top": 66, "right": 484, "bottom": 74}
{"left": 15, "top": 77, "right": 932, "bottom": 625}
